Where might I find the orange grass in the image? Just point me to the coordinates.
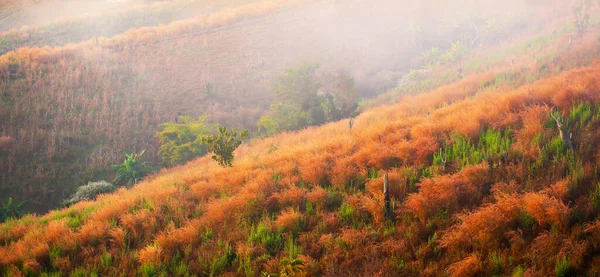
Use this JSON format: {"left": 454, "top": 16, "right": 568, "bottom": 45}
{"left": 1, "top": 56, "right": 600, "bottom": 275}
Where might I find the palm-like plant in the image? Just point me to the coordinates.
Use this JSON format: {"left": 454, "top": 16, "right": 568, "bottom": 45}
{"left": 112, "top": 150, "right": 152, "bottom": 186}
{"left": 1, "top": 197, "right": 25, "bottom": 223}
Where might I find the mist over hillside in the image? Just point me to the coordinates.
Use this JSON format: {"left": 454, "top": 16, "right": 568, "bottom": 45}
{"left": 2, "top": 0, "right": 600, "bottom": 276}
{"left": 0, "top": 0, "right": 577, "bottom": 213}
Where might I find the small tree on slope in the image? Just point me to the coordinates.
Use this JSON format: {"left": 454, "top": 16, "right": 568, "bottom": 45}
{"left": 202, "top": 127, "right": 249, "bottom": 167}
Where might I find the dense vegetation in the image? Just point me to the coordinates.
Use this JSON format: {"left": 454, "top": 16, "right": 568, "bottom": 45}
{"left": 0, "top": 0, "right": 568, "bottom": 212}
{"left": 3, "top": 0, "right": 600, "bottom": 276}
{"left": 3, "top": 58, "right": 600, "bottom": 276}
{"left": 0, "top": 0, "right": 587, "bottom": 213}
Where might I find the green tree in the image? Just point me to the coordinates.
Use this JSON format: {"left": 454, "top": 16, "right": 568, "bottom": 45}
{"left": 271, "top": 61, "right": 324, "bottom": 130}
{"left": 319, "top": 71, "right": 359, "bottom": 120}
{"left": 112, "top": 150, "right": 152, "bottom": 186}
{"left": 257, "top": 115, "right": 280, "bottom": 138}
{"left": 156, "top": 116, "right": 210, "bottom": 167}
{"left": 269, "top": 61, "right": 358, "bottom": 131}
{"left": 202, "top": 127, "right": 249, "bottom": 167}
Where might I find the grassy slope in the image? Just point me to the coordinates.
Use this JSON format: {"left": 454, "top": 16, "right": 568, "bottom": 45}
{"left": 2, "top": 54, "right": 600, "bottom": 276}
{"left": 0, "top": 0, "right": 567, "bottom": 213}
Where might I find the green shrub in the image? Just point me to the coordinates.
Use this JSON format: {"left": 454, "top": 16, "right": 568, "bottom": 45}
{"left": 63, "top": 181, "right": 116, "bottom": 206}
{"left": 569, "top": 102, "right": 592, "bottom": 129}
{"left": 555, "top": 256, "right": 572, "bottom": 277}
{"left": 248, "top": 223, "right": 284, "bottom": 256}
{"left": 201, "top": 126, "right": 248, "bottom": 167}
{"left": 338, "top": 203, "right": 354, "bottom": 223}
{"left": 325, "top": 189, "right": 344, "bottom": 211}
{"left": 139, "top": 263, "right": 158, "bottom": 277}
{"left": 278, "top": 257, "right": 305, "bottom": 276}
{"left": 257, "top": 116, "right": 280, "bottom": 138}
{"left": 156, "top": 116, "right": 210, "bottom": 167}
{"left": 173, "top": 260, "right": 190, "bottom": 277}
{"left": 520, "top": 210, "right": 536, "bottom": 229}
{"left": 489, "top": 252, "right": 504, "bottom": 274}
{"left": 210, "top": 242, "right": 235, "bottom": 276}
{"left": 100, "top": 251, "right": 113, "bottom": 268}
{"left": 512, "top": 265, "right": 525, "bottom": 277}
{"left": 284, "top": 237, "right": 302, "bottom": 259}
{"left": 433, "top": 129, "right": 512, "bottom": 170}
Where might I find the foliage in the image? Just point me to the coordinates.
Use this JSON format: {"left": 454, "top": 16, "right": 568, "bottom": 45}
{"left": 269, "top": 61, "right": 358, "bottom": 131}
{"left": 338, "top": 203, "right": 354, "bottom": 223}
{"left": 112, "top": 150, "right": 153, "bottom": 186}
{"left": 63, "top": 181, "right": 116, "bottom": 206}
{"left": 555, "top": 256, "right": 572, "bottom": 277}
{"left": 443, "top": 40, "right": 468, "bottom": 63}
{"left": 278, "top": 257, "right": 305, "bottom": 276}
{"left": 249, "top": 223, "right": 284, "bottom": 256}
{"left": 156, "top": 116, "right": 210, "bottom": 167}
{"left": 257, "top": 116, "right": 281, "bottom": 138}
{"left": 319, "top": 71, "right": 359, "bottom": 121}
{"left": 210, "top": 242, "right": 235, "bottom": 276}
{"left": 201, "top": 127, "right": 248, "bottom": 167}
{"left": 270, "top": 60, "right": 323, "bottom": 130}
{"left": 0, "top": 197, "right": 25, "bottom": 223}
{"left": 433, "top": 129, "right": 513, "bottom": 170}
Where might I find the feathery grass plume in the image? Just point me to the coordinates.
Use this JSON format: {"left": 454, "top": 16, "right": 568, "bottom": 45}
{"left": 446, "top": 253, "right": 482, "bottom": 277}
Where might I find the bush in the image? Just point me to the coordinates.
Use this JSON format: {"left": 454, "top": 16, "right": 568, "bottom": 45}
{"left": 63, "top": 181, "right": 116, "bottom": 206}
{"left": 156, "top": 116, "right": 210, "bottom": 167}
{"left": 202, "top": 126, "right": 248, "bottom": 167}
{"left": 257, "top": 116, "right": 280, "bottom": 138}
{"left": 555, "top": 256, "right": 572, "bottom": 277}
{"left": 248, "top": 223, "right": 284, "bottom": 256}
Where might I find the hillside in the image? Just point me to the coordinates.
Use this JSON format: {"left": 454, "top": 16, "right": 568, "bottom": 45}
{"left": 3, "top": 1, "right": 600, "bottom": 276}
{"left": 0, "top": 0, "right": 265, "bottom": 54}
{"left": 2, "top": 58, "right": 600, "bottom": 276}
{"left": 0, "top": 0, "right": 581, "bottom": 213}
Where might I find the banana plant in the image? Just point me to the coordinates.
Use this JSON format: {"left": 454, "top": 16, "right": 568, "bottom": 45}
{"left": 1, "top": 197, "right": 25, "bottom": 223}
{"left": 112, "top": 150, "right": 152, "bottom": 186}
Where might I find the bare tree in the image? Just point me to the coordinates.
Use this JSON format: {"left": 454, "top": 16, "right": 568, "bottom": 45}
{"left": 551, "top": 109, "right": 574, "bottom": 150}
{"left": 383, "top": 172, "right": 395, "bottom": 222}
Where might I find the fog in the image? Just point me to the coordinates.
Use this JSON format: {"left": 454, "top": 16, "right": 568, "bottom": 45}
{"left": 0, "top": 0, "right": 582, "bottom": 212}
